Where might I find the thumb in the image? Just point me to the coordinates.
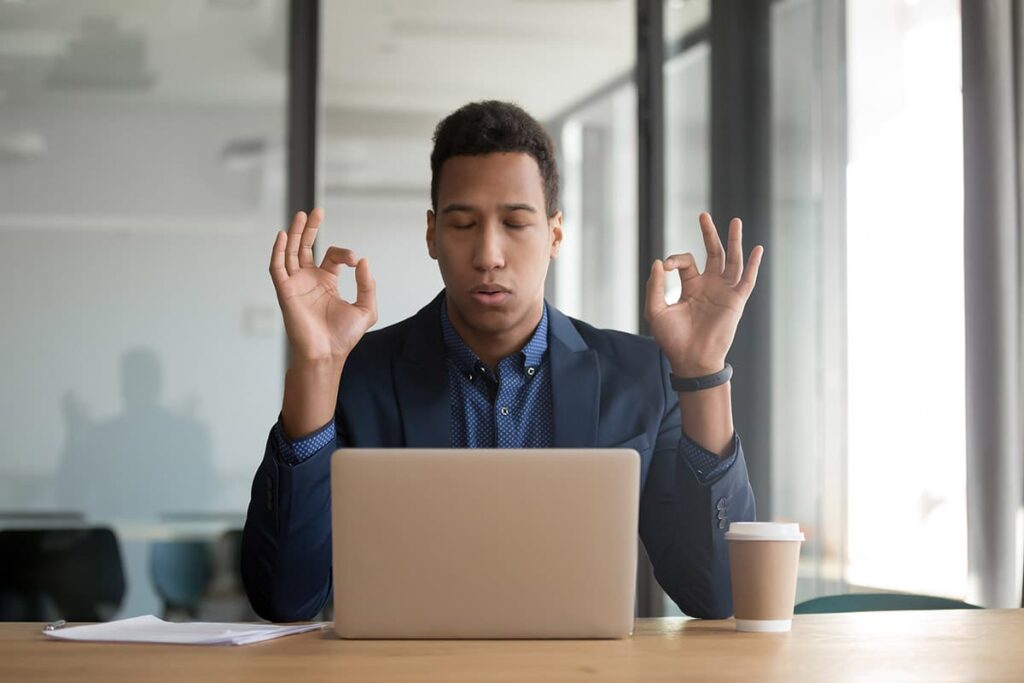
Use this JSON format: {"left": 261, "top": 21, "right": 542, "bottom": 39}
{"left": 354, "top": 257, "right": 378, "bottom": 324}
{"left": 644, "top": 259, "right": 667, "bottom": 322}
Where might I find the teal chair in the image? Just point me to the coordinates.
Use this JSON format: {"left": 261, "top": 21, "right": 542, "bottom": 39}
{"left": 795, "top": 593, "right": 981, "bottom": 614}
{"left": 149, "top": 541, "right": 213, "bottom": 620}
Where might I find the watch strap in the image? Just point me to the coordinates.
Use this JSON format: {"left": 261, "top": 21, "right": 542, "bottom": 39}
{"left": 669, "top": 363, "right": 733, "bottom": 393}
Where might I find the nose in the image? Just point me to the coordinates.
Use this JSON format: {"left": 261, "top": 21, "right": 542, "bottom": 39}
{"left": 472, "top": 221, "right": 505, "bottom": 271}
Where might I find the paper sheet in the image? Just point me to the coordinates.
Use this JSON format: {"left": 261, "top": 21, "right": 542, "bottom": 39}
{"left": 43, "top": 615, "right": 328, "bottom": 645}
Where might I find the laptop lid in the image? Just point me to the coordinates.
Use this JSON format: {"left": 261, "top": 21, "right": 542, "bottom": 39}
{"left": 330, "top": 448, "right": 639, "bottom": 639}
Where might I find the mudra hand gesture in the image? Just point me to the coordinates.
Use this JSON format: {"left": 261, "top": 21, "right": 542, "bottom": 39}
{"left": 645, "top": 212, "right": 763, "bottom": 377}
{"left": 269, "top": 208, "right": 378, "bottom": 365}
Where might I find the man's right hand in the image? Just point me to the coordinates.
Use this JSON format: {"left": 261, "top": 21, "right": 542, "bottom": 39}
{"left": 271, "top": 208, "right": 377, "bottom": 439}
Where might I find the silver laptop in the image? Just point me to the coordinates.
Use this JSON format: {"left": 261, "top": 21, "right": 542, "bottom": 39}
{"left": 330, "top": 448, "right": 639, "bottom": 639}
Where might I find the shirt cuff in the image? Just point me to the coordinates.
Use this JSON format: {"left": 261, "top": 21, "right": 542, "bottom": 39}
{"left": 680, "top": 432, "right": 738, "bottom": 484}
{"left": 272, "top": 417, "right": 336, "bottom": 466}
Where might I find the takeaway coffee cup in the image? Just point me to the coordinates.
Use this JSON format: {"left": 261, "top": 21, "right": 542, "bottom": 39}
{"left": 725, "top": 522, "right": 805, "bottom": 633}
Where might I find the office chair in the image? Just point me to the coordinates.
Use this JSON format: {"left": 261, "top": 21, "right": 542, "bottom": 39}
{"left": 149, "top": 540, "right": 213, "bottom": 620}
{"left": 795, "top": 592, "right": 981, "bottom": 614}
{"left": 0, "top": 527, "right": 125, "bottom": 621}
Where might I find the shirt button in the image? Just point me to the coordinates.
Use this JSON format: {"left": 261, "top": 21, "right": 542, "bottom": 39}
{"left": 467, "top": 373, "right": 474, "bottom": 382}
{"left": 526, "top": 367, "right": 536, "bottom": 376}
{"left": 500, "top": 406, "right": 510, "bottom": 416}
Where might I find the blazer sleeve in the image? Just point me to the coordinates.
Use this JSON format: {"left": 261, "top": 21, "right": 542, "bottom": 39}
{"left": 638, "top": 351, "right": 757, "bottom": 619}
{"left": 241, "top": 422, "right": 340, "bottom": 622}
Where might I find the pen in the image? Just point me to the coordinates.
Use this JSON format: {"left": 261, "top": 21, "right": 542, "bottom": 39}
{"left": 43, "top": 620, "right": 66, "bottom": 632}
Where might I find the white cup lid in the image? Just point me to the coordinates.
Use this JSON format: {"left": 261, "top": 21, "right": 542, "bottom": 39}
{"left": 725, "top": 522, "right": 805, "bottom": 542}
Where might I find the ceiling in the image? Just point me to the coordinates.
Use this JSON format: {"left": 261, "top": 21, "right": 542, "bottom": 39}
{"left": 0, "top": 0, "right": 708, "bottom": 187}
{"left": 0, "top": 0, "right": 708, "bottom": 118}
{"left": 322, "top": 0, "right": 635, "bottom": 124}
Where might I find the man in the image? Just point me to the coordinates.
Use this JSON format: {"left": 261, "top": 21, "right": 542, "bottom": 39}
{"left": 242, "top": 101, "right": 761, "bottom": 622}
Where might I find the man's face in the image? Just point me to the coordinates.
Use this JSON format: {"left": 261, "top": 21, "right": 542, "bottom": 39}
{"left": 426, "top": 152, "right": 562, "bottom": 337}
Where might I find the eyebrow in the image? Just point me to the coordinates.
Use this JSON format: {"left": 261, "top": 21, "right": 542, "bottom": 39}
{"left": 502, "top": 203, "right": 538, "bottom": 213}
{"left": 440, "top": 202, "right": 539, "bottom": 214}
{"left": 441, "top": 203, "right": 475, "bottom": 214}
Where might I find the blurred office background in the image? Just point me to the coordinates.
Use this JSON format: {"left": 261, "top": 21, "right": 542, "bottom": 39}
{"left": 0, "top": 0, "right": 1020, "bottom": 620}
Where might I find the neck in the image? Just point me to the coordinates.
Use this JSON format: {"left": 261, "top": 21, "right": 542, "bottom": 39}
{"left": 445, "top": 294, "right": 544, "bottom": 371}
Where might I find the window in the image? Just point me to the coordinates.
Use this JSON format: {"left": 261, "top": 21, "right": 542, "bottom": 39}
{"left": 845, "top": 0, "right": 966, "bottom": 598}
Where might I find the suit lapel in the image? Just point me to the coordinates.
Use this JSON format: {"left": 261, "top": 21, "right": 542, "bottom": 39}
{"left": 394, "top": 292, "right": 451, "bottom": 447}
{"left": 548, "top": 305, "right": 600, "bottom": 448}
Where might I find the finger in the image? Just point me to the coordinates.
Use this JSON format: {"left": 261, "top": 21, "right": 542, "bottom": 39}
{"left": 319, "top": 246, "right": 358, "bottom": 277}
{"left": 663, "top": 252, "right": 699, "bottom": 302}
{"left": 723, "top": 217, "right": 744, "bottom": 285}
{"left": 736, "top": 245, "right": 764, "bottom": 299}
{"left": 284, "top": 211, "right": 306, "bottom": 275}
{"left": 269, "top": 230, "right": 288, "bottom": 286}
{"left": 644, "top": 259, "right": 668, "bottom": 321}
{"left": 298, "top": 207, "right": 324, "bottom": 268}
{"left": 354, "top": 257, "right": 378, "bottom": 324}
{"left": 699, "top": 212, "right": 726, "bottom": 275}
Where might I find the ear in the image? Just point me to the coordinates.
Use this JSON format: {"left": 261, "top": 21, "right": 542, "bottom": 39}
{"left": 426, "top": 209, "right": 437, "bottom": 260}
{"left": 548, "top": 211, "right": 563, "bottom": 259}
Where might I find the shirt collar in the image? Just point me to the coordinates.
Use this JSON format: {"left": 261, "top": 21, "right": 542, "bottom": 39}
{"left": 440, "top": 297, "right": 549, "bottom": 375}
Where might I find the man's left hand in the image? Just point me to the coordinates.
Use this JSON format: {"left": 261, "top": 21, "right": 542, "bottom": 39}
{"left": 645, "top": 212, "right": 763, "bottom": 377}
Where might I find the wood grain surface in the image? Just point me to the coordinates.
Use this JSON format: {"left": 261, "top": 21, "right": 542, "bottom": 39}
{"left": 1, "top": 609, "right": 1021, "bottom": 682}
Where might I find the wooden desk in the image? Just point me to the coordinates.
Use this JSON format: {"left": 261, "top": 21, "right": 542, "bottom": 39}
{"left": 1, "top": 609, "right": 1021, "bottom": 682}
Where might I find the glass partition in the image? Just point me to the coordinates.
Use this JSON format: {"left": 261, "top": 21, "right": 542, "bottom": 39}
{"left": 320, "top": 0, "right": 637, "bottom": 329}
{"left": 0, "top": 0, "right": 289, "bottom": 619}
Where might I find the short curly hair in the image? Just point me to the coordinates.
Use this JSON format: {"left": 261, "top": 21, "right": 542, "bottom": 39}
{"left": 430, "top": 100, "right": 560, "bottom": 217}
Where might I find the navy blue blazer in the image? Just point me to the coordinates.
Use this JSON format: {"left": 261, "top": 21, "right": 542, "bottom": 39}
{"left": 242, "top": 292, "right": 756, "bottom": 622}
